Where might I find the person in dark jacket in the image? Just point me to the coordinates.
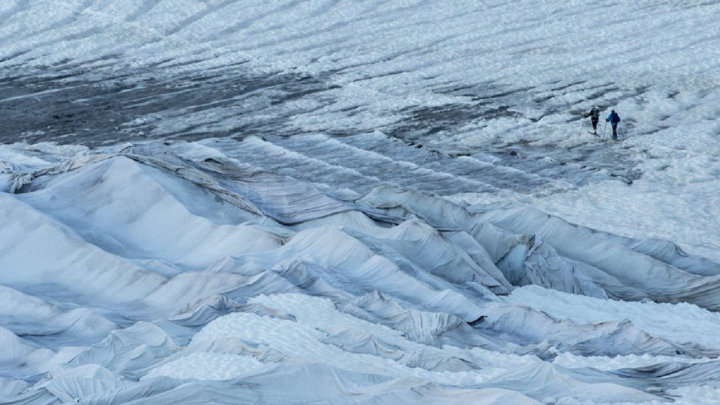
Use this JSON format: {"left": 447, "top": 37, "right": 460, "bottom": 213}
{"left": 585, "top": 106, "right": 601, "bottom": 135}
{"left": 606, "top": 109, "right": 621, "bottom": 140}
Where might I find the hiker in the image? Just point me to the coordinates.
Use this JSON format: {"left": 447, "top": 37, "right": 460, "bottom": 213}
{"left": 585, "top": 106, "right": 601, "bottom": 135}
{"left": 606, "top": 109, "right": 621, "bottom": 140}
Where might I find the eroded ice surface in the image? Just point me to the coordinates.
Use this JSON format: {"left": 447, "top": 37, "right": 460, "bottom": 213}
{"left": 2, "top": 1, "right": 720, "bottom": 404}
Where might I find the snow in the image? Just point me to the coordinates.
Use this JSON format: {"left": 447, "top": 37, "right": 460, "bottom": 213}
{"left": 1, "top": 1, "right": 720, "bottom": 404}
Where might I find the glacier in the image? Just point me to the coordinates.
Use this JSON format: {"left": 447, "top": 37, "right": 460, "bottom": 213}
{"left": 2, "top": 1, "right": 720, "bottom": 404}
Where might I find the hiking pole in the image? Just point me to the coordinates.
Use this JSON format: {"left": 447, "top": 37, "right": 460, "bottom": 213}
{"left": 602, "top": 121, "right": 607, "bottom": 138}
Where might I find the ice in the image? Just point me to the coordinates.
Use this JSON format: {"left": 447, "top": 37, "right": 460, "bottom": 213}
{"left": 2, "top": 0, "right": 720, "bottom": 404}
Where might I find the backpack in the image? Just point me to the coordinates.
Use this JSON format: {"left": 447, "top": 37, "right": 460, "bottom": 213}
{"left": 607, "top": 111, "right": 620, "bottom": 123}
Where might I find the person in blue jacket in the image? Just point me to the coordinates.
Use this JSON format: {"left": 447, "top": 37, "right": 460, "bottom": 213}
{"left": 606, "top": 109, "right": 621, "bottom": 140}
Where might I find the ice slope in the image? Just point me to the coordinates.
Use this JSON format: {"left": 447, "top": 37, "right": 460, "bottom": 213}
{"left": 1, "top": 145, "right": 720, "bottom": 404}
{"left": 1, "top": 1, "right": 720, "bottom": 404}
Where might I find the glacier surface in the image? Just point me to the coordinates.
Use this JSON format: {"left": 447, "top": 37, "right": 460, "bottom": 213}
{"left": 2, "top": 1, "right": 720, "bottom": 404}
